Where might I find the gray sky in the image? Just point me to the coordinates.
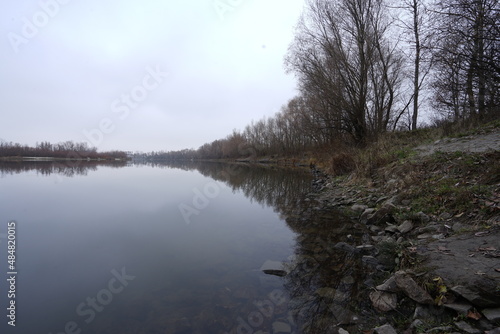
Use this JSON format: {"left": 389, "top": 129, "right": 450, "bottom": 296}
{"left": 0, "top": 0, "right": 304, "bottom": 152}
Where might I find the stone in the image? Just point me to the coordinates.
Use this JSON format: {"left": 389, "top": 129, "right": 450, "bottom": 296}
{"left": 315, "top": 287, "right": 336, "bottom": 299}
{"left": 334, "top": 242, "right": 359, "bottom": 254}
{"left": 395, "top": 271, "right": 433, "bottom": 304}
{"left": 369, "top": 291, "right": 397, "bottom": 312}
{"left": 382, "top": 202, "right": 397, "bottom": 213}
{"left": 482, "top": 308, "right": 500, "bottom": 322}
{"left": 439, "top": 212, "right": 452, "bottom": 220}
{"left": 398, "top": 221, "right": 414, "bottom": 234}
{"left": 341, "top": 275, "right": 355, "bottom": 285}
{"left": 374, "top": 324, "right": 398, "bottom": 334}
{"left": 372, "top": 235, "right": 396, "bottom": 243}
{"left": 454, "top": 321, "right": 481, "bottom": 334}
{"left": 338, "top": 329, "right": 350, "bottom": 334}
{"left": 417, "top": 225, "right": 439, "bottom": 233}
{"left": 174, "top": 317, "right": 192, "bottom": 333}
{"left": 366, "top": 203, "right": 397, "bottom": 225}
{"left": 426, "top": 326, "right": 454, "bottom": 333}
{"left": 402, "top": 199, "right": 412, "bottom": 206}
{"left": 360, "top": 208, "right": 377, "bottom": 224}
{"left": 376, "top": 276, "right": 399, "bottom": 292}
{"left": 356, "top": 244, "right": 375, "bottom": 254}
{"left": 416, "top": 211, "right": 431, "bottom": 223}
{"left": 384, "top": 195, "right": 402, "bottom": 206}
{"left": 410, "top": 319, "right": 424, "bottom": 329}
{"left": 385, "top": 225, "right": 399, "bottom": 233}
{"left": 233, "top": 286, "right": 255, "bottom": 300}
{"left": 426, "top": 230, "right": 500, "bottom": 309}
{"left": 478, "top": 318, "right": 494, "bottom": 331}
{"left": 351, "top": 204, "right": 368, "bottom": 212}
{"left": 487, "top": 328, "right": 500, "bottom": 334}
{"left": 413, "top": 305, "right": 450, "bottom": 326}
{"left": 362, "top": 256, "right": 379, "bottom": 267}
{"left": 443, "top": 301, "right": 473, "bottom": 315}
{"left": 272, "top": 321, "right": 291, "bottom": 333}
{"left": 452, "top": 222, "right": 465, "bottom": 232}
{"left": 386, "top": 179, "right": 398, "bottom": 188}
{"left": 260, "top": 260, "right": 287, "bottom": 277}
{"left": 451, "top": 284, "right": 500, "bottom": 308}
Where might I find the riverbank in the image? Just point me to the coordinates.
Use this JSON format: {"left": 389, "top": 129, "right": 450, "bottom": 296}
{"left": 308, "top": 123, "right": 500, "bottom": 333}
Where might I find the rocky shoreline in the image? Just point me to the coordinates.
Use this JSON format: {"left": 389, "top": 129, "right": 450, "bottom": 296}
{"left": 302, "top": 129, "right": 500, "bottom": 333}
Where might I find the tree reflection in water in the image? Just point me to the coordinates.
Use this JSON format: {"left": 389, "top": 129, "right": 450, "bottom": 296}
{"left": 283, "top": 203, "right": 381, "bottom": 333}
{"left": 0, "top": 160, "right": 127, "bottom": 177}
{"left": 5, "top": 160, "right": 382, "bottom": 332}
{"left": 157, "top": 161, "right": 382, "bottom": 333}
{"left": 147, "top": 161, "right": 313, "bottom": 215}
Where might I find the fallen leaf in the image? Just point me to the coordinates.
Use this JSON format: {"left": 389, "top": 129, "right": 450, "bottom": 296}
{"left": 475, "top": 231, "right": 490, "bottom": 237}
{"left": 435, "top": 294, "right": 446, "bottom": 306}
{"left": 467, "top": 309, "right": 482, "bottom": 320}
{"left": 475, "top": 271, "right": 486, "bottom": 275}
{"left": 479, "top": 247, "right": 497, "bottom": 252}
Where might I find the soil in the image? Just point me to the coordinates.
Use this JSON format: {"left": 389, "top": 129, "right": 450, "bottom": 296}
{"left": 313, "top": 125, "right": 500, "bottom": 332}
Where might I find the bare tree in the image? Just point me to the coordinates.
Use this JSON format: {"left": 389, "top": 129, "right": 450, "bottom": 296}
{"left": 431, "top": 0, "right": 500, "bottom": 121}
{"left": 286, "top": 0, "right": 403, "bottom": 144}
{"left": 393, "top": 0, "right": 434, "bottom": 130}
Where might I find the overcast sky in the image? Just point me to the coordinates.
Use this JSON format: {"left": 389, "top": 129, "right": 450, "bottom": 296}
{"left": 0, "top": 0, "right": 304, "bottom": 152}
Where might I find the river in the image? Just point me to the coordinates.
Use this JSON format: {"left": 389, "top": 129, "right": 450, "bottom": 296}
{"left": 0, "top": 161, "right": 377, "bottom": 334}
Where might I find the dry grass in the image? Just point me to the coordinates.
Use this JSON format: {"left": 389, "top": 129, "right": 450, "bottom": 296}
{"left": 321, "top": 128, "right": 440, "bottom": 179}
{"left": 320, "top": 119, "right": 500, "bottom": 179}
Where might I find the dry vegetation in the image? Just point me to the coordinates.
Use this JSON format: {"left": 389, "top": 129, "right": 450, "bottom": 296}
{"left": 317, "top": 120, "right": 500, "bottom": 228}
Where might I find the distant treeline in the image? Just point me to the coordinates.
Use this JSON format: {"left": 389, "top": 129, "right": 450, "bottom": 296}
{"left": 0, "top": 141, "right": 128, "bottom": 160}
{"left": 146, "top": 0, "right": 499, "bottom": 162}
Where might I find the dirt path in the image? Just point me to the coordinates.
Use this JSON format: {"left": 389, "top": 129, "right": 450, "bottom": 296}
{"left": 416, "top": 127, "right": 500, "bottom": 156}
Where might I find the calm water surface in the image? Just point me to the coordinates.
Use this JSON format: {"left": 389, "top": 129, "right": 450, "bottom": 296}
{"left": 0, "top": 161, "right": 380, "bottom": 334}
{"left": 0, "top": 162, "right": 312, "bottom": 333}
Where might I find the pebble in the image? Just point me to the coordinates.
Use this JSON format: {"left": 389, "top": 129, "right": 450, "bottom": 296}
{"left": 369, "top": 291, "right": 397, "bottom": 312}
{"left": 397, "top": 220, "right": 414, "bottom": 234}
{"left": 272, "top": 321, "right": 291, "bottom": 333}
{"left": 452, "top": 222, "right": 465, "bottom": 232}
{"left": 482, "top": 308, "right": 500, "bottom": 322}
{"left": 384, "top": 225, "right": 399, "bottom": 233}
{"left": 454, "top": 321, "right": 481, "bottom": 334}
{"left": 374, "top": 324, "right": 398, "bottom": 334}
{"left": 443, "top": 302, "right": 473, "bottom": 315}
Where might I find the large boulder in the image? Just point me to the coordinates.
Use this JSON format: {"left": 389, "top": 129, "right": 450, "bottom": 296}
{"left": 424, "top": 230, "right": 500, "bottom": 308}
